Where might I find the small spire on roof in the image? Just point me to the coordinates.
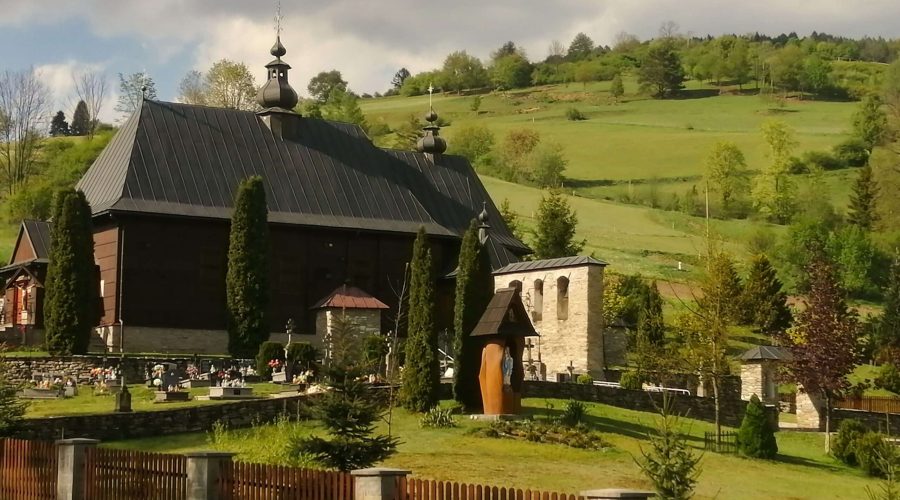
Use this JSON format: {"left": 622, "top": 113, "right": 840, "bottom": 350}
{"left": 478, "top": 201, "right": 490, "bottom": 244}
{"left": 416, "top": 84, "right": 447, "bottom": 156}
{"left": 256, "top": 2, "right": 299, "bottom": 112}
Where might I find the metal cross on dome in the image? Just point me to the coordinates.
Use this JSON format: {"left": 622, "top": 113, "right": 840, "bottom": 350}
{"left": 273, "top": 1, "right": 284, "bottom": 36}
{"left": 427, "top": 83, "right": 434, "bottom": 108}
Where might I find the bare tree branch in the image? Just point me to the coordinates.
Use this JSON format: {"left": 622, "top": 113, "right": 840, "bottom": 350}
{"left": 72, "top": 71, "right": 108, "bottom": 139}
{"left": 0, "top": 68, "right": 51, "bottom": 195}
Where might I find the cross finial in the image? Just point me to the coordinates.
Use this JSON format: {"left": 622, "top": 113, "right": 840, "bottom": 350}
{"left": 274, "top": 1, "right": 284, "bottom": 36}
{"left": 427, "top": 83, "right": 434, "bottom": 108}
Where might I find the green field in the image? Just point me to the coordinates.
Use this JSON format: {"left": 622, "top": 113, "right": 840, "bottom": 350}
{"left": 108, "top": 398, "right": 879, "bottom": 500}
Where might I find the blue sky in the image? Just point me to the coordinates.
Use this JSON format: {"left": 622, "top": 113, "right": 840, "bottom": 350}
{"left": 1, "top": 0, "right": 898, "bottom": 123}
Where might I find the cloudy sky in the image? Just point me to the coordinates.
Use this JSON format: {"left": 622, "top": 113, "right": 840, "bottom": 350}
{"left": 2, "top": 0, "right": 899, "bottom": 122}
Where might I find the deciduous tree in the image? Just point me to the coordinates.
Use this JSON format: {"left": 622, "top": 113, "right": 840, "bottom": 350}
{"left": 226, "top": 176, "right": 270, "bottom": 358}
{"left": 178, "top": 70, "right": 207, "bottom": 105}
{"left": 308, "top": 70, "right": 347, "bottom": 103}
{"left": 638, "top": 40, "right": 685, "bottom": 98}
{"left": 876, "top": 257, "right": 900, "bottom": 365}
{"left": 115, "top": 72, "right": 156, "bottom": 119}
{"left": 391, "top": 67, "right": 411, "bottom": 89}
{"left": 753, "top": 120, "right": 797, "bottom": 223}
{"left": 449, "top": 124, "right": 494, "bottom": 168}
{"left": 853, "top": 95, "right": 889, "bottom": 149}
{"left": 704, "top": 141, "right": 748, "bottom": 210}
{"left": 532, "top": 190, "right": 584, "bottom": 259}
{"left": 610, "top": 73, "right": 625, "bottom": 103}
{"left": 400, "top": 227, "right": 439, "bottom": 412}
{"left": 784, "top": 253, "right": 859, "bottom": 451}
{"left": 44, "top": 189, "right": 97, "bottom": 355}
{"left": 203, "top": 60, "right": 257, "bottom": 110}
{"left": 566, "top": 33, "right": 595, "bottom": 61}
{"left": 439, "top": 51, "right": 488, "bottom": 93}
{"left": 0, "top": 69, "right": 51, "bottom": 195}
{"left": 320, "top": 88, "right": 368, "bottom": 131}
{"left": 72, "top": 70, "right": 107, "bottom": 138}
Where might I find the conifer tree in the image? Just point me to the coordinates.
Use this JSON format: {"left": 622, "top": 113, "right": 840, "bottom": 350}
{"left": 70, "top": 100, "right": 90, "bottom": 136}
{"left": 226, "top": 176, "right": 270, "bottom": 358}
{"left": 701, "top": 252, "right": 744, "bottom": 324}
{"left": 741, "top": 254, "right": 792, "bottom": 335}
{"left": 49, "top": 111, "right": 69, "bottom": 137}
{"left": 453, "top": 220, "right": 493, "bottom": 410}
{"left": 532, "top": 190, "right": 585, "bottom": 259}
{"left": 848, "top": 164, "right": 879, "bottom": 231}
{"left": 736, "top": 394, "right": 778, "bottom": 459}
{"left": 44, "top": 189, "right": 97, "bottom": 355}
{"left": 295, "top": 314, "right": 398, "bottom": 470}
{"left": 610, "top": 73, "right": 625, "bottom": 103}
{"left": 0, "top": 357, "right": 26, "bottom": 437}
{"left": 498, "top": 198, "right": 524, "bottom": 243}
{"left": 636, "top": 281, "right": 665, "bottom": 345}
{"left": 401, "top": 227, "right": 440, "bottom": 412}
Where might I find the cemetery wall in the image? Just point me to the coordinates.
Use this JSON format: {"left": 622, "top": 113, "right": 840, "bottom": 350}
{"left": 2, "top": 355, "right": 236, "bottom": 386}
{"left": 522, "top": 380, "right": 751, "bottom": 427}
{"left": 600, "top": 369, "right": 742, "bottom": 401}
{"left": 831, "top": 408, "right": 900, "bottom": 434}
{"left": 14, "top": 394, "right": 311, "bottom": 441}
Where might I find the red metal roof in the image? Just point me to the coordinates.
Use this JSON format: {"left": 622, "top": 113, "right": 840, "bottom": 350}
{"left": 311, "top": 285, "right": 389, "bottom": 310}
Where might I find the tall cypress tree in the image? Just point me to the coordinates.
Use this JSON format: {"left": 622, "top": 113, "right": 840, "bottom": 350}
{"left": 401, "top": 227, "right": 439, "bottom": 412}
{"left": 226, "top": 176, "right": 270, "bottom": 358}
{"left": 452, "top": 220, "right": 493, "bottom": 410}
{"left": 741, "top": 254, "right": 792, "bottom": 335}
{"left": 877, "top": 257, "right": 900, "bottom": 363}
{"left": 847, "top": 165, "right": 879, "bottom": 231}
{"left": 636, "top": 281, "right": 665, "bottom": 345}
{"left": 45, "top": 189, "right": 97, "bottom": 355}
{"left": 70, "top": 100, "right": 90, "bottom": 136}
{"left": 49, "top": 111, "right": 69, "bottom": 137}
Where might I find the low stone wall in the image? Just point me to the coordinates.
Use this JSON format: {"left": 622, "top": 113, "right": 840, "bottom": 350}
{"left": 522, "top": 380, "right": 752, "bottom": 428}
{"left": 598, "top": 370, "right": 742, "bottom": 401}
{"left": 832, "top": 408, "right": 900, "bottom": 434}
{"left": 13, "top": 394, "right": 310, "bottom": 441}
{"left": 2, "top": 355, "right": 237, "bottom": 386}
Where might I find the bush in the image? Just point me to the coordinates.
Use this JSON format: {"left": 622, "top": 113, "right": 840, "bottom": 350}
{"left": 875, "top": 364, "right": 900, "bottom": 394}
{"left": 833, "top": 419, "right": 868, "bottom": 466}
{"left": 785, "top": 155, "right": 808, "bottom": 174}
{"left": 802, "top": 150, "right": 846, "bottom": 171}
{"left": 619, "top": 370, "right": 644, "bottom": 390}
{"left": 576, "top": 373, "right": 594, "bottom": 385}
{"left": 286, "top": 342, "right": 319, "bottom": 373}
{"left": 857, "top": 432, "right": 895, "bottom": 477}
{"left": 736, "top": 394, "right": 778, "bottom": 458}
{"left": 420, "top": 406, "right": 457, "bottom": 428}
{"left": 256, "top": 341, "right": 285, "bottom": 379}
{"left": 565, "top": 107, "right": 587, "bottom": 121}
{"left": 833, "top": 138, "right": 870, "bottom": 167}
{"left": 562, "top": 399, "right": 587, "bottom": 426}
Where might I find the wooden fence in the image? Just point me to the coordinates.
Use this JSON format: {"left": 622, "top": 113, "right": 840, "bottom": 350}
{"left": 703, "top": 431, "right": 738, "bottom": 454}
{"left": 0, "top": 438, "right": 57, "bottom": 500}
{"left": 219, "top": 461, "right": 354, "bottom": 499}
{"left": 836, "top": 396, "right": 900, "bottom": 414}
{"left": 83, "top": 447, "right": 188, "bottom": 500}
{"left": 398, "top": 477, "right": 586, "bottom": 500}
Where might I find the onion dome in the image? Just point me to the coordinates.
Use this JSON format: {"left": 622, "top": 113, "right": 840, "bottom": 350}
{"left": 416, "top": 107, "right": 447, "bottom": 155}
{"left": 256, "top": 35, "right": 299, "bottom": 111}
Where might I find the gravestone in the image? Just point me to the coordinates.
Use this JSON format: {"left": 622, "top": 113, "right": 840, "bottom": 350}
{"left": 115, "top": 383, "right": 132, "bottom": 412}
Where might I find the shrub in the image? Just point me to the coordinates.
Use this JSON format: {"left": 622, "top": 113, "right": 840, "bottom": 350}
{"left": 802, "top": 150, "right": 846, "bottom": 171}
{"left": 833, "top": 138, "right": 870, "bottom": 167}
{"left": 833, "top": 419, "right": 867, "bottom": 465}
{"left": 857, "top": 432, "right": 895, "bottom": 477}
{"left": 562, "top": 399, "right": 587, "bottom": 426}
{"left": 577, "top": 373, "right": 594, "bottom": 385}
{"left": 619, "top": 370, "right": 644, "bottom": 390}
{"left": 565, "top": 107, "right": 587, "bottom": 121}
{"left": 286, "top": 342, "right": 319, "bottom": 373}
{"left": 875, "top": 364, "right": 900, "bottom": 394}
{"left": 785, "top": 155, "right": 808, "bottom": 174}
{"left": 420, "top": 406, "right": 457, "bottom": 428}
{"left": 256, "top": 341, "right": 285, "bottom": 379}
{"left": 736, "top": 394, "right": 778, "bottom": 458}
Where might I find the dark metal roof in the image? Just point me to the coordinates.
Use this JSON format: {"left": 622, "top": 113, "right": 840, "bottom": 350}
{"left": 493, "top": 255, "right": 607, "bottom": 275}
{"left": 77, "top": 100, "right": 528, "bottom": 254}
{"left": 444, "top": 232, "right": 521, "bottom": 279}
{"left": 740, "top": 345, "right": 792, "bottom": 361}
{"left": 470, "top": 287, "right": 538, "bottom": 338}
{"left": 311, "top": 285, "right": 389, "bottom": 310}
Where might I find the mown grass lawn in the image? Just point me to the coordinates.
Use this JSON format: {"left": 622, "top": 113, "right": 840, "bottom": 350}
{"left": 23, "top": 383, "right": 287, "bottom": 417}
{"left": 107, "top": 398, "right": 879, "bottom": 500}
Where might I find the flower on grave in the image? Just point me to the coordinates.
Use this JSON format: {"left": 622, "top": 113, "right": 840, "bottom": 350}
{"left": 268, "top": 359, "right": 282, "bottom": 369}
{"left": 186, "top": 364, "right": 199, "bottom": 379}
{"left": 152, "top": 378, "right": 162, "bottom": 387}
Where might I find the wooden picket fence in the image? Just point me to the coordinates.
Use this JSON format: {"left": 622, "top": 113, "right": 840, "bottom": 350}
{"left": 83, "top": 447, "right": 188, "bottom": 500}
{"left": 398, "top": 477, "right": 586, "bottom": 500}
{"left": 836, "top": 396, "right": 900, "bottom": 414}
{"left": 0, "top": 438, "right": 57, "bottom": 500}
{"left": 218, "top": 461, "right": 355, "bottom": 499}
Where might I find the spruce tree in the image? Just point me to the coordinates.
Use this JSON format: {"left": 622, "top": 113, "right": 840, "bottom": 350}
{"left": 400, "top": 227, "right": 440, "bottom": 412}
{"left": 741, "top": 254, "right": 792, "bottom": 335}
{"left": 226, "top": 176, "right": 270, "bottom": 358}
{"left": 532, "top": 190, "right": 585, "bottom": 259}
{"left": 70, "top": 100, "right": 90, "bottom": 136}
{"left": 701, "top": 252, "right": 744, "bottom": 324}
{"left": 848, "top": 165, "right": 879, "bottom": 231}
{"left": 736, "top": 394, "right": 778, "bottom": 459}
{"left": 295, "top": 314, "right": 398, "bottom": 470}
{"left": 636, "top": 280, "right": 665, "bottom": 345}
{"left": 49, "top": 111, "right": 69, "bottom": 137}
{"left": 453, "top": 220, "right": 493, "bottom": 411}
{"left": 44, "top": 189, "right": 97, "bottom": 355}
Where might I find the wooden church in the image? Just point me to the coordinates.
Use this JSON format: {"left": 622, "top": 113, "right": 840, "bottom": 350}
{"left": 9, "top": 36, "right": 526, "bottom": 354}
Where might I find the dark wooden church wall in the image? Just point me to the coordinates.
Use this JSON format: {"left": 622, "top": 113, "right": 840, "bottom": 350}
{"left": 94, "top": 225, "right": 119, "bottom": 326}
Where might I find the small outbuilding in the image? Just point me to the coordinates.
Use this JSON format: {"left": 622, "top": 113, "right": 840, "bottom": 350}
{"left": 739, "top": 345, "right": 791, "bottom": 405}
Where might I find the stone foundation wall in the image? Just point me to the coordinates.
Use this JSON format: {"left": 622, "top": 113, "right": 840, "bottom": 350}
{"left": 522, "top": 380, "right": 754, "bottom": 428}
{"left": 1, "top": 355, "right": 236, "bottom": 386}
{"left": 832, "top": 408, "right": 900, "bottom": 435}
{"left": 13, "top": 394, "right": 311, "bottom": 441}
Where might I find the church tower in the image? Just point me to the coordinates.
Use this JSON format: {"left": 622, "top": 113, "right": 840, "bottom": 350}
{"left": 256, "top": 33, "right": 300, "bottom": 138}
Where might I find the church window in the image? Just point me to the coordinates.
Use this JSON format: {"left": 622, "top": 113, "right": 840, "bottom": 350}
{"left": 557, "top": 276, "right": 569, "bottom": 320}
{"left": 533, "top": 279, "right": 543, "bottom": 322}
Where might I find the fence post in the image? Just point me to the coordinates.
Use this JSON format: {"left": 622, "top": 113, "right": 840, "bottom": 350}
{"left": 185, "top": 451, "right": 234, "bottom": 500}
{"left": 351, "top": 467, "right": 410, "bottom": 500}
{"left": 56, "top": 438, "right": 98, "bottom": 500}
{"left": 580, "top": 489, "right": 656, "bottom": 499}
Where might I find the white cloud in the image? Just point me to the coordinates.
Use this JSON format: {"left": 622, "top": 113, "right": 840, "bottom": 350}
{"left": 33, "top": 61, "right": 118, "bottom": 123}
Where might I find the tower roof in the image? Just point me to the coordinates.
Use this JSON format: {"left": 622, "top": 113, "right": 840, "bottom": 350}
{"left": 256, "top": 35, "right": 299, "bottom": 111}
{"left": 312, "top": 285, "right": 389, "bottom": 310}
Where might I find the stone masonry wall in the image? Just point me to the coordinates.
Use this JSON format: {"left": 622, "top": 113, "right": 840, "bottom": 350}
{"left": 2, "top": 355, "right": 239, "bottom": 386}
{"left": 522, "top": 380, "right": 753, "bottom": 428}
{"left": 832, "top": 408, "right": 900, "bottom": 435}
{"left": 13, "top": 394, "right": 311, "bottom": 441}
{"left": 495, "top": 265, "right": 605, "bottom": 381}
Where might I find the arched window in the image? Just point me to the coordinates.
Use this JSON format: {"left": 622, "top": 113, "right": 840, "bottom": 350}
{"left": 508, "top": 280, "right": 522, "bottom": 296}
{"left": 557, "top": 276, "right": 569, "bottom": 320}
{"left": 532, "top": 279, "right": 543, "bottom": 322}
